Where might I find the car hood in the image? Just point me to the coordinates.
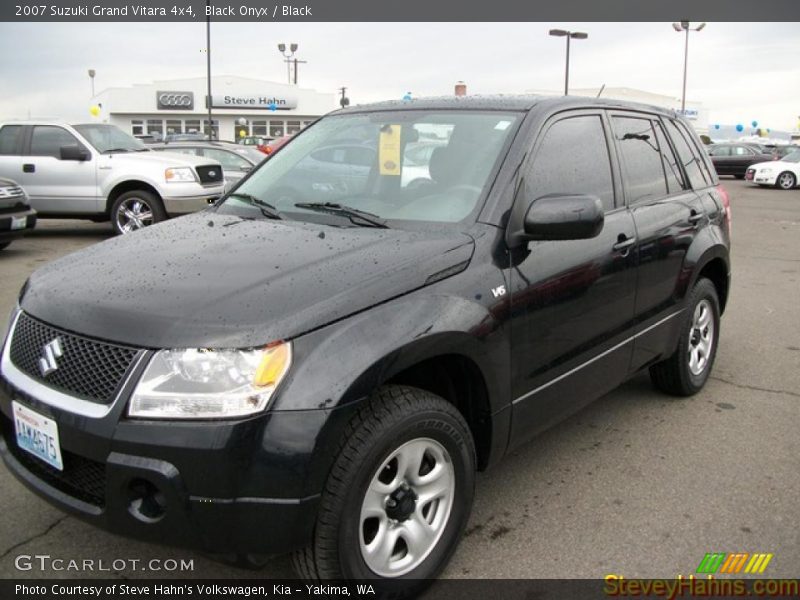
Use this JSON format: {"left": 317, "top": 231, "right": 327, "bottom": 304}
{"left": 20, "top": 213, "right": 474, "bottom": 348}
{"left": 106, "top": 150, "right": 220, "bottom": 169}
{"left": 750, "top": 159, "right": 796, "bottom": 170}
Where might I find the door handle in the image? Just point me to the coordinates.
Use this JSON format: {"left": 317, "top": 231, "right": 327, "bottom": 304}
{"left": 22, "top": 164, "right": 35, "bottom": 173}
{"left": 613, "top": 235, "right": 636, "bottom": 252}
{"left": 688, "top": 211, "right": 705, "bottom": 225}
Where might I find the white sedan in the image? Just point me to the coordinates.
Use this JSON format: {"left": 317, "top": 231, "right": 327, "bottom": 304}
{"left": 746, "top": 150, "right": 800, "bottom": 189}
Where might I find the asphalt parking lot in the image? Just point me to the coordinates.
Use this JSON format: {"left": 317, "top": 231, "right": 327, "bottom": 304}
{"left": 0, "top": 179, "right": 798, "bottom": 580}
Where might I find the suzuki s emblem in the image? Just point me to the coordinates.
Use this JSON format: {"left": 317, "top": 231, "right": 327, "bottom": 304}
{"left": 208, "top": 170, "right": 217, "bottom": 178}
{"left": 38, "top": 338, "right": 63, "bottom": 376}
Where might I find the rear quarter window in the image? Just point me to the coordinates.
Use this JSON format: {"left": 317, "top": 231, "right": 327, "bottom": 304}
{"left": 664, "top": 119, "right": 711, "bottom": 189}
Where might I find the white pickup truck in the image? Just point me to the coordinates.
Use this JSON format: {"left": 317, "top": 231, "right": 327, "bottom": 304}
{"left": 0, "top": 122, "right": 225, "bottom": 234}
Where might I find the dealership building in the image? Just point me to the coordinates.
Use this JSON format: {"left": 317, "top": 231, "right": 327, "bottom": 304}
{"left": 91, "top": 75, "right": 338, "bottom": 141}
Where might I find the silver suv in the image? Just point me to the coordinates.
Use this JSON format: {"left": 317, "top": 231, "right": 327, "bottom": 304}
{"left": 0, "top": 122, "right": 225, "bottom": 234}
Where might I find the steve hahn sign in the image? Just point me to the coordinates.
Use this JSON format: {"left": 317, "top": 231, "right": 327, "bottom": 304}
{"left": 156, "top": 91, "right": 194, "bottom": 110}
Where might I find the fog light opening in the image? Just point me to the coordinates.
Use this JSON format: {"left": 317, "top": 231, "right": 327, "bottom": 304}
{"left": 127, "top": 478, "right": 167, "bottom": 523}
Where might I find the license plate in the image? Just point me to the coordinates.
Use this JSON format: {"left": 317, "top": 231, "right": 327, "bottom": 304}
{"left": 12, "top": 401, "right": 63, "bottom": 471}
{"left": 10, "top": 216, "right": 27, "bottom": 230}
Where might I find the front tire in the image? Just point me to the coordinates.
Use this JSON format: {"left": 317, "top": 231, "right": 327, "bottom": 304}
{"left": 293, "top": 385, "right": 475, "bottom": 590}
{"left": 776, "top": 171, "right": 796, "bottom": 190}
{"left": 111, "top": 190, "right": 166, "bottom": 235}
{"left": 650, "top": 278, "right": 720, "bottom": 396}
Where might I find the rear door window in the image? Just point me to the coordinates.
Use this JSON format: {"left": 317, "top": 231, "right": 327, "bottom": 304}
{"left": 611, "top": 116, "right": 668, "bottom": 203}
{"left": 0, "top": 125, "right": 24, "bottom": 156}
{"left": 528, "top": 114, "right": 615, "bottom": 211}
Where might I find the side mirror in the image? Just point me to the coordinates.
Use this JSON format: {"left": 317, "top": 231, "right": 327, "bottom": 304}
{"left": 60, "top": 145, "right": 89, "bottom": 161}
{"left": 523, "top": 194, "right": 604, "bottom": 241}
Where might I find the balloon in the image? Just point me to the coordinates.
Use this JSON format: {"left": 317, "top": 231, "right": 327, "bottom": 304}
{"left": 402, "top": 92, "right": 412, "bottom": 102}
{"left": 239, "top": 129, "right": 246, "bottom": 138}
{"left": 735, "top": 124, "right": 743, "bottom": 132}
{"left": 751, "top": 120, "right": 758, "bottom": 128}
{"left": 89, "top": 105, "right": 100, "bottom": 117}
{"left": 713, "top": 124, "right": 720, "bottom": 130}
{"left": 767, "top": 128, "right": 771, "bottom": 133}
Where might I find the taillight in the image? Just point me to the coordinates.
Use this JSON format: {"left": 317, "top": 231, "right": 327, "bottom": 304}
{"left": 717, "top": 184, "right": 731, "bottom": 237}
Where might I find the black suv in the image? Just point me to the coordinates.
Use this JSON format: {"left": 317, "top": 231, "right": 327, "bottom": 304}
{"left": 0, "top": 96, "right": 730, "bottom": 585}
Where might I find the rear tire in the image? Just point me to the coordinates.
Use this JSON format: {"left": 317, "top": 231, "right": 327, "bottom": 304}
{"left": 292, "top": 385, "right": 475, "bottom": 593}
{"left": 776, "top": 171, "right": 796, "bottom": 190}
{"left": 111, "top": 190, "right": 166, "bottom": 235}
{"left": 650, "top": 278, "right": 720, "bottom": 396}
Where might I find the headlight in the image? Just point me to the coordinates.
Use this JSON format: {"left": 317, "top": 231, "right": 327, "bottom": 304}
{"left": 164, "top": 167, "right": 196, "bottom": 182}
{"left": 758, "top": 168, "right": 773, "bottom": 175}
{"left": 128, "top": 342, "right": 292, "bottom": 419}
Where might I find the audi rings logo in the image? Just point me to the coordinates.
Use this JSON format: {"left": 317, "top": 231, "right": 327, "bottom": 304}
{"left": 156, "top": 91, "right": 194, "bottom": 110}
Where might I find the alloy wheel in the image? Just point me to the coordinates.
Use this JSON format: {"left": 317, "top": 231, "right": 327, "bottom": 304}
{"left": 116, "top": 197, "right": 154, "bottom": 233}
{"left": 687, "top": 299, "right": 714, "bottom": 376}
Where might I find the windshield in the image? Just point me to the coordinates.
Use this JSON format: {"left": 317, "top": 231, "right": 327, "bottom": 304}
{"left": 781, "top": 150, "right": 800, "bottom": 163}
{"left": 73, "top": 124, "right": 147, "bottom": 153}
{"left": 217, "top": 110, "right": 521, "bottom": 227}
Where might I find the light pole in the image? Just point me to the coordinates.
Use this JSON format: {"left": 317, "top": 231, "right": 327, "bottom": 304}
{"left": 88, "top": 69, "right": 96, "bottom": 97}
{"left": 278, "top": 43, "right": 305, "bottom": 85}
{"left": 206, "top": 0, "right": 213, "bottom": 140}
{"left": 549, "top": 29, "right": 588, "bottom": 96}
{"left": 673, "top": 21, "right": 706, "bottom": 114}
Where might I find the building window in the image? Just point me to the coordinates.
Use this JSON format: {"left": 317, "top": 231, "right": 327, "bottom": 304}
{"left": 147, "top": 119, "right": 164, "bottom": 140}
{"left": 302, "top": 120, "right": 313, "bottom": 128}
{"left": 166, "top": 119, "right": 183, "bottom": 135}
{"left": 185, "top": 119, "right": 201, "bottom": 134}
{"left": 131, "top": 120, "right": 144, "bottom": 136}
{"left": 269, "top": 120, "right": 285, "bottom": 138}
{"left": 234, "top": 118, "right": 251, "bottom": 138}
{"left": 287, "top": 120, "right": 302, "bottom": 135}
{"left": 252, "top": 120, "right": 268, "bottom": 136}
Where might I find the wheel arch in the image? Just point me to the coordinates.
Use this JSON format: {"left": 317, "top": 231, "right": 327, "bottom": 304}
{"left": 105, "top": 180, "right": 163, "bottom": 215}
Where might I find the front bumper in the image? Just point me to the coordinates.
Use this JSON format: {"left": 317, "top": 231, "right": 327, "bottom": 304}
{"left": 0, "top": 321, "right": 329, "bottom": 555}
{"left": 0, "top": 206, "right": 37, "bottom": 242}
{"left": 746, "top": 168, "right": 777, "bottom": 185}
{"left": 162, "top": 188, "right": 224, "bottom": 216}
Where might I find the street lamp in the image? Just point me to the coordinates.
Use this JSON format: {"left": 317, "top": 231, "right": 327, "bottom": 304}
{"left": 88, "top": 69, "right": 96, "bottom": 97}
{"left": 549, "top": 29, "right": 588, "bottom": 96}
{"left": 277, "top": 43, "right": 306, "bottom": 85}
{"left": 673, "top": 21, "right": 706, "bottom": 114}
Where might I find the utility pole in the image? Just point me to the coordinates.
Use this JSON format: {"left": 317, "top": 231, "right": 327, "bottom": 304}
{"left": 206, "top": 0, "right": 213, "bottom": 140}
{"left": 292, "top": 58, "right": 308, "bottom": 85}
{"left": 548, "top": 29, "right": 588, "bottom": 96}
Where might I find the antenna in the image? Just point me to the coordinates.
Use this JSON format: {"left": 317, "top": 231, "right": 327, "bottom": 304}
{"left": 596, "top": 84, "right": 605, "bottom": 98}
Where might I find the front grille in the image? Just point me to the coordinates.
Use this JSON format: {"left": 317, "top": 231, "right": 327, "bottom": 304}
{"left": 0, "top": 185, "right": 25, "bottom": 199}
{"left": 195, "top": 164, "right": 224, "bottom": 184}
{"left": 2, "top": 414, "right": 106, "bottom": 507}
{"left": 9, "top": 312, "right": 141, "bottom": 404}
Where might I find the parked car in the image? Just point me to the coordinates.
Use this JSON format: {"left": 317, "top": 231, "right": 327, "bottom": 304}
{"left": 746, "top": 149, "right": 800, "bottom": 189}
{"left": 265, "top": 135, "right": 293, "bottom": 154}
{"left": 238, "top": 135, "right": 270, "bottom": 154}
{"left": 770, "top": 145, "right": 799, "bottom": 160}
{"left": 150, "top": 140, "right": 265, "bottom": 192}
{"left": 0, "top": 122, "right": 225, "bottom": 234}
{"left": 0, "top": 96, "right": 730, "bottom": 589}
{"left": 0, "top": 178, "right": 36, "bottom": 251}
{"left": 707, "top": 142, "right": 774, "bottom": 178}
{"left": 163, "top": 132, "right": 206, "bottom": 142}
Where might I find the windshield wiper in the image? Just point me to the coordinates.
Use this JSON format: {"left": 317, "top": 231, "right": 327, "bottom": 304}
{"left": 227, "top": 192, "right": 282, "bottom": 220}
{"left": 294, "top": 202, "right": 388, "bottom": 228}
{"left": 102, "top": 148, "right": 132, "bottom": 153}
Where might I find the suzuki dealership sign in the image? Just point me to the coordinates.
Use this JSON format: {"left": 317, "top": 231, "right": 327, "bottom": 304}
{"left": 208, "top": 94, "right": 298, "bottom": 110}
{"left": 156, "top": 91, "right": 194, "bottom": 110}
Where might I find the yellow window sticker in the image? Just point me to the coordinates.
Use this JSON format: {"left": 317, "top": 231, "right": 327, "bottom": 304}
{"left": 379, "top": 125, "right": 402, "bottom": 176}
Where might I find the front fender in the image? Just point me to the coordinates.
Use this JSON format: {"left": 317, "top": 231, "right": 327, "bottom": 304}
{"left": 272, "top": 291, "right": 508, "bottom": 413}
